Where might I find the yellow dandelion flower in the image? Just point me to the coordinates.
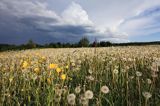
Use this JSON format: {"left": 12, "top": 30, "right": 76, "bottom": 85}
{"left": 22, "top": 61, "right": 28, "bottom": 68}
{"left": 56, "top": 67, "right": 61, "bottom": 73}
{"left": 49, "top": 63, "right": 58, "bottom": 69}
{"left": 66, "top": 65, "right": 69, "bottom": 69}
{"left": 61, "top": 74, "right": 66, "bottom": 80}
{"left": 34, "top": 67, "right": 40, "bottom": 74}
{"left": 41, "top": 56, "right": 46, "bottom": 61}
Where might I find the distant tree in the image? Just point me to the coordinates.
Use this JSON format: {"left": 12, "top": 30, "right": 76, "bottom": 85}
{"left": 26, "top": 39, "right": 36, "bottom": 48}
{"left": 100, "top": 41, "right": 106, "bottom": 47}
{"left": 78, "top": 37, "right": 89, "bottom": 47}
{"left": 106, "top": 41, "right": 112, "bottom": 46}
{"left": 57, "top": 42, "right": 62, "bottom": 48}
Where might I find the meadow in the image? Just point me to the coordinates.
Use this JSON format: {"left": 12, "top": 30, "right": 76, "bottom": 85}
{"left": 0, "top": 46, "right": 160, "bottom": 106}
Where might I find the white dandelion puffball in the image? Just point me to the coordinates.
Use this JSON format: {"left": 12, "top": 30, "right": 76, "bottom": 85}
{"left": 113, "top": 69, "right": 119, "bottom": 74}
{"left": 79, "top": 95, "right": 89, "bottom": 105}
{"left": 146, "top": 79, "right": 152, "bottom": 84}
{"left": 85, "top": 90, "right": 93, "bottom": 99}
{"left": 67, "top": 93, "right": 76, "bottom": 105}
{"left": 136, "top": 71, "right": 142, "bottom": 77}
{"left": 101, "top": 85, "right": 109, "bottom": 94}
{"left": 142, "top": 92, "right": 152, "bottom": 99}
{"left": 67, "top": 93, "right": 76, "bottom": 100}
{"left": 75, "top": 86, "right": 81, "bottom": 94}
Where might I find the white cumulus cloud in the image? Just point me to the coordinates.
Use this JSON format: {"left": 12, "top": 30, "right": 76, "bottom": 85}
{"left": 62, "top": 2, "right": 93, "bottom": 26}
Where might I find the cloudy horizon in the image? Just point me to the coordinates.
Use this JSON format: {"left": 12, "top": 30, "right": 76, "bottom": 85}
{"left": 0, "top": 0, "right": 160, "bottom": 44}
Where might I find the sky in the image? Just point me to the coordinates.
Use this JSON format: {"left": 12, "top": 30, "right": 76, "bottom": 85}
{"left": 0, "top": 0, "right": 160, "bottom": 44}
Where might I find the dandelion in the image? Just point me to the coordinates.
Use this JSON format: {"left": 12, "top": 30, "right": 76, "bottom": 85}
{"left": 34, "top": 67, "right": 40, "bottom": 74}
{"left": 55, "top": 89, "right": 62, "bottom": 96}
{"left": 22, "top": 61, "right": 28, "bottom": 68}
{"left": 56, "top": 67, "right": 61, "bottom": 73}
{"left": 129, "top": 76, "right": 134, "bottom": 80}
{"left": 142, "top": 92, "right": 152, "bottom": 99}
{"left": 146, "top": 78, "right": 152, "bottom": 84}
{"left": 85, "top": 90, "right": 93, "bottom": 99}
{"left": 75, "top": 86, "right": 81, "bottom": 94}
{"left": 71, "top": 62, "right": 75, "bottom": 67}
{"left": 136, "top": 71, "right": 142, "bottom": 77}
{"left": 101, "top": 85, "right": 109, "bottom": 94}
{"left": 54, "top": 95, "right": 61, "bottom": 102}
{"left": 79, "top": 95, "right": 89, "bottom": 106}
{"left": 41, "top": 56, "right": 46, "bottom": 60}
{"left": 65, "top": 65, "right": 69, "bottom": 69}
{"left": 9, "top": 77, "right": 14, "bottom": 82}
{"left": 88, "top": 69, "right": 93, "bottom": 74}
{"left": 142, "top": 91, "right": 152, "bottom": 106}
{"left": 60, "top": 74, "right": 66, "bottom": 80}
{"left": 86, "top": 75, "right": 94, "bottom": 81}
{"left": 67, "top": 93, "right": 76, "bottom": 105}
{"left": 113, "top": 69, "right": 119, "bottom": 74}
{"left": 49, "top": 63, "right": 58, "bottom": 69}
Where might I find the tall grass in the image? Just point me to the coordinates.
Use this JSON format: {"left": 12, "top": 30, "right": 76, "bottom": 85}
{"left": 0, "top": 46, "right": 160, "bottom": 106}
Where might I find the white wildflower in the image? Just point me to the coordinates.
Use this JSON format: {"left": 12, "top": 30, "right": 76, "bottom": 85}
{"left": 142, "top": 92, "right": 152, "bottom": 99}
{"left": 136, "top": 71, "right": 142, "bottom": 77}
{"left": 85, "top": 90, "right": 93, "bottom": 99}
{"left": 101, "top": 85, "right": 109, "bottom": 94}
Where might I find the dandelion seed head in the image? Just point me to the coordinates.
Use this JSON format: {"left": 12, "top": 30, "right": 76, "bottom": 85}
{"left": 85, "top": 90, "right": 93, "bottom": 99}
{"left": 136, "top": 71, "right": 142, "bottom": 77}
{"left": 75, "top": 86, "right": 81, "bottom": 94}
{"left": 142, "top": 92, "right": 152, "bottom": 99}
{"left": 101, "top": 85, "right": 109, "bottom": 94}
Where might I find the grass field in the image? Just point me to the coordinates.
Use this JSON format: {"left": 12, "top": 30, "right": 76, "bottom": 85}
{"left": 0, "top": 46, "right": 160, "bottom": 106}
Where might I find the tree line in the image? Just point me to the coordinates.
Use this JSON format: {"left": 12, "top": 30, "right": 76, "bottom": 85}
{"left": 0, "top": 37, "right": 160, "bottom": 51}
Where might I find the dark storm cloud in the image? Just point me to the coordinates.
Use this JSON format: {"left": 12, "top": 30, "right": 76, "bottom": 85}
{"left": 0, "top": 0, "right": 131, "bottom": 44}
{"left": 0, "top": 0, "right": 97, "bottom": 44}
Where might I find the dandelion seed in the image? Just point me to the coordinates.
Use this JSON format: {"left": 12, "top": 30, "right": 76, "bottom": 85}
{"left": 101, "top": 85, "right": 109, "bottom": 94}
{"left": 85, "top": 90, "right": 93, "bottom": 99}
